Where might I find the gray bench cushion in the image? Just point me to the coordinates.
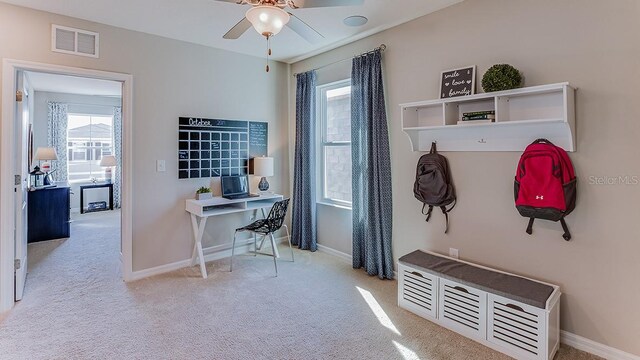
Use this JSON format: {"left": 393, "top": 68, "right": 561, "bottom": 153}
{"left": 398, "top": 250, "right": 554, "bottom": 309}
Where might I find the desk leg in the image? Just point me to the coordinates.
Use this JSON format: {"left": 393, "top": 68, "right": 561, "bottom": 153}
{"left": 190, "top": 214, "right": 208, "bottom": 279}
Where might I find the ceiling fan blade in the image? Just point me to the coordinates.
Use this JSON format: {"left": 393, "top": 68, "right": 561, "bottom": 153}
{"left": 223, "top": 18, "right": 252, "bottom": 39}
{"left": 286, "top": 12, "right": 324, "bottom": 43}
{"left": 288, "top": 0, "right": 364, "bottom": 8}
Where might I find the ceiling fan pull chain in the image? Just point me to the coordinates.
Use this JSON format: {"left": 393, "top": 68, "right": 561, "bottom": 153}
{"left": 265, "top": 34, "right": 271, "bottom": 72}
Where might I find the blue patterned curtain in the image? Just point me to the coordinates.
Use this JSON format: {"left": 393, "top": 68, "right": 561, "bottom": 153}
{"left": 291, "top": 70, "right": 317, "bottom": 251}
{"left": 113, "top": 106, "right": 122, "bottom": 208}
{"left": 47, "top": 102, "right": 68, "bottom": 182}
{"left": 351, "top": 50, "right": 394, "bottom": 279}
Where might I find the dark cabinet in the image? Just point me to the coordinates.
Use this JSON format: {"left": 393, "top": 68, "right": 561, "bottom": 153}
{"left": 28, "top": 186, "right": 70, "bottom": 243}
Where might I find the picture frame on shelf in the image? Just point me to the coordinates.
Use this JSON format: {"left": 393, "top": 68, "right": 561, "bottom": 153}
{"left": 440, "top": 65, "right": 476, "bottom": 99}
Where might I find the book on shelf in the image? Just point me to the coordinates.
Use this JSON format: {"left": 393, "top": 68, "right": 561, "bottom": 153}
{"left": 462, "top": 114, "right": 496, "bottom": 121}
{"left": 462, "top": 110, "right": 495, "bottom": 117}
{"left": 457, "top": 119, "right": 494, "bottom": 125}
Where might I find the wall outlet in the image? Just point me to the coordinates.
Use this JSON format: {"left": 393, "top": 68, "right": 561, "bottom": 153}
{"left": 449, "top": 248, "right": 459, "bottom": 259}
{"left": 156, "top": 160, "right": 166, "bottom": 172}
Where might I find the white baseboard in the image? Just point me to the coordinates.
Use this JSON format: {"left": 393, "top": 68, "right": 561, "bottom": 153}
{"left": 561, "top": 331, "right": 639, "bottom": 360}
{"left": 130, "top": 237, "right": 287, "bottom": 281}
{"left": 129, "top": 258, "right": 193, "bottom": 281}
{"left": 317, "top": 243, "right": 352, "bottom": 264}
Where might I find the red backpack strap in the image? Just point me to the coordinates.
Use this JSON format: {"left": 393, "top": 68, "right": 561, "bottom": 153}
{"left": 560, "top": 218, "right": 571, "bottom": 241}
{"left": 526, "top": 218, "right": 535, "bottom": 235}
{"left": 534, "top": 139, "right": 574, "bottom": 180}
{"left": 526, "top": 217, "right": 571, "bottom": 241}
{"left": 553, "top": 144, "right": 575, "bottom": 181}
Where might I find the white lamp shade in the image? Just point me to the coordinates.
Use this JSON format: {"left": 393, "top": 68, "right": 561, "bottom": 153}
{"left": 33, "top": 147, "right": 58, "bottom": 161}
{"left": 252, "top": 157, "right": 274, "bottom": 177}
{"left": 99, "top": 155, "right": 117, "bottom": 167}
{"left": 245, "top": 6, "right": 290, "bottom": 37}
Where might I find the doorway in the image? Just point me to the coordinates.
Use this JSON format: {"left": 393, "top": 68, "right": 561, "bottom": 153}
{"left": 1, "top": 60, "right": 133, "bottom": 313}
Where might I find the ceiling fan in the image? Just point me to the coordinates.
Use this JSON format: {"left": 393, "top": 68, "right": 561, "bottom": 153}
{"left": 215, "top": 0, "right": 364, "bottom": 71}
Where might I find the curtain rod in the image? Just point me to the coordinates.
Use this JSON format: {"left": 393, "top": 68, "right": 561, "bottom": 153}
{"left": 292, "top": 44, "right": 386, "bottom": 78}
{"left": 51, "top": 102, "right": 121, "bottom": 108}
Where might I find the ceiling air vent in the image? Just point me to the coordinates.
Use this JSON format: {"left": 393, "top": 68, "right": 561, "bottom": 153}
{"left": 51, "top": 25, "right": 99, "bottom": 58}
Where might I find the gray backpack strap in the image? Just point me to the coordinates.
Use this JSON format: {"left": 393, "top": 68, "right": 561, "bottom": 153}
{"left": 423, "top": 204, "right": 434, "bottom": 222}
{"left": 440, "top": 207, "right": 449, "bottom": 233}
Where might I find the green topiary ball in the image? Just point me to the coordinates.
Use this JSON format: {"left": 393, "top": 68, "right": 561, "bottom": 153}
{"left": 481, "top": 64, "right": 523, "bottom": 92}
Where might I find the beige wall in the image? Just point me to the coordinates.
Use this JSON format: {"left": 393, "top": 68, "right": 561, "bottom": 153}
{"left": 0, "top": 3, "right": 290, "bottom": 272}
{"left": 291, "top": 0, "right": 640, "bottom": 355}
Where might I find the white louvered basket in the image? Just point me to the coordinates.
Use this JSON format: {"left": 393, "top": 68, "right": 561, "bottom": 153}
{"left": 439, "top": 278, "right": 487, "bottom": 340}
{"left": 398, "top": 264, "right": 438, "bottom": 320}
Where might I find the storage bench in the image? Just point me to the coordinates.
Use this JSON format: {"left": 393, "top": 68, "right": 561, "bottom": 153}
{"left": 398, "top": 250, "right": 561, "bottom": 360}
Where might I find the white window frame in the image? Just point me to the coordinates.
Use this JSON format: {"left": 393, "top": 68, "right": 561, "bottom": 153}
{"left": 316, "top": 79, "right": 352, "bottom": 209}
{"left": 67, "top": 113, "right": 114, "bottom": 183}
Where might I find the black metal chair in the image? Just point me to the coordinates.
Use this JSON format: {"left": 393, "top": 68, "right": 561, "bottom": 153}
{"left": 230, "top": 198, "right": 293, "bottom": 276}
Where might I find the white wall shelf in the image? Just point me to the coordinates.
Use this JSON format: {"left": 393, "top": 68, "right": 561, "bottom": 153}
{"left": 400, "top": 82, "right": 576, "bottom": 152}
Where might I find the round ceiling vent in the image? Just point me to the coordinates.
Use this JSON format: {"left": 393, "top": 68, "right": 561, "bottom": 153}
{"left": 343, "top": 16, "right": 368, "bottom": 27}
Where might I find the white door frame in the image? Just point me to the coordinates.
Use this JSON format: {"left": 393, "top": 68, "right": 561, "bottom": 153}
{"left": 0, "top": 59, "right": 134, "bottom": 313}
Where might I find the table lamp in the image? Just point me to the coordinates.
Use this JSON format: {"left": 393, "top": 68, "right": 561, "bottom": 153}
{"left": 252, "top": 156, "right": 274, "bottom": 192}
{"left": 33, "top": 147, "right": 58, "bottom": 185}
{"left": 100, "top": 155, "right": 117, "bottom": 183}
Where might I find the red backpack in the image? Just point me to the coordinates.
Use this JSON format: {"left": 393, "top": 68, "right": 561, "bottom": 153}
{"left": 514, "top": 139, "right": 576, "bottom": 241}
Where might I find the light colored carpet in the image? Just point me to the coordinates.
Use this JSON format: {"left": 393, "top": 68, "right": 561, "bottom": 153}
{"left": 0, "top": 210, "right": 601, "bottom": 360}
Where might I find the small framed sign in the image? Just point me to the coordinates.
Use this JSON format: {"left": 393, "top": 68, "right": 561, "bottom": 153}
{"left": 440, "top": 65, "right": 476, "bottom": 99}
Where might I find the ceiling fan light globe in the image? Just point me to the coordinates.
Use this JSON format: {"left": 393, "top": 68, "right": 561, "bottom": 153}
{"left": 246, "top": 5, "right": 290, "bottom": 37}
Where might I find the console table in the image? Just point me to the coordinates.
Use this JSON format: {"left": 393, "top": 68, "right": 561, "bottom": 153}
{"left": 79, "top": 182, "right": 113, "bottom": 214}
{"left": 185, "top": 193, "right": 283, "bottom": 278}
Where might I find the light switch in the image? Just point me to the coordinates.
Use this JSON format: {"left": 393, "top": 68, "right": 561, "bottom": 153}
{"left": 157, "top": 160, "right": 166, "bottom": 172}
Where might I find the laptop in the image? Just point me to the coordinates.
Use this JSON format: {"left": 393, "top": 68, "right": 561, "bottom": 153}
{"left": 221, "top": 175, "right": 259, "bottom": 200}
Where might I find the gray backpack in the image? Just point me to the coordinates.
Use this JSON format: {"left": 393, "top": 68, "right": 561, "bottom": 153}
{"left": 413, "top": 142, "right": 456, "bottom": 233}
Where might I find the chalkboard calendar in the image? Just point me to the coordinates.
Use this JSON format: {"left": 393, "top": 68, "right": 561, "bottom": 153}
{"left": 178, "top": 117, "right": 268, "bottom": 179}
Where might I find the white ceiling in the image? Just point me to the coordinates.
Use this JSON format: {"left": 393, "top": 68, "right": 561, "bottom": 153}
{"left": 25, "top": 71, "right": 122, "bottom": 97}
{"left": 2, "top": 0, "right": 463, "bottom": 63}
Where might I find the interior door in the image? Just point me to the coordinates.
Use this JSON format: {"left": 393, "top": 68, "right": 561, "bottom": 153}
{"left": 14, "top": 71, "right": 30, "bottom": 301}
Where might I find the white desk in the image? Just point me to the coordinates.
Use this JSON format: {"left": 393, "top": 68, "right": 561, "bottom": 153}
{"left": 185, "top": 193, "right": 283, "bottom": 278}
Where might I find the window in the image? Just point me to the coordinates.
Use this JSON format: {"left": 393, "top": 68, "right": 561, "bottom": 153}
{"left": 317, "top": 80, "right": 352, "bottom": 207}
{"left": 67, "top": 114, "right": 113, "bottom": 182}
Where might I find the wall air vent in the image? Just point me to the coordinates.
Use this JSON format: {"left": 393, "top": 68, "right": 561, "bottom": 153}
{"left": 51, "top": 24, "right": 99, "bottom": 58}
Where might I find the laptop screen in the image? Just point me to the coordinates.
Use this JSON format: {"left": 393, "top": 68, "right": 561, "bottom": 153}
{"left": 221, "top": 176, "right": 249, "bottom": 197}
